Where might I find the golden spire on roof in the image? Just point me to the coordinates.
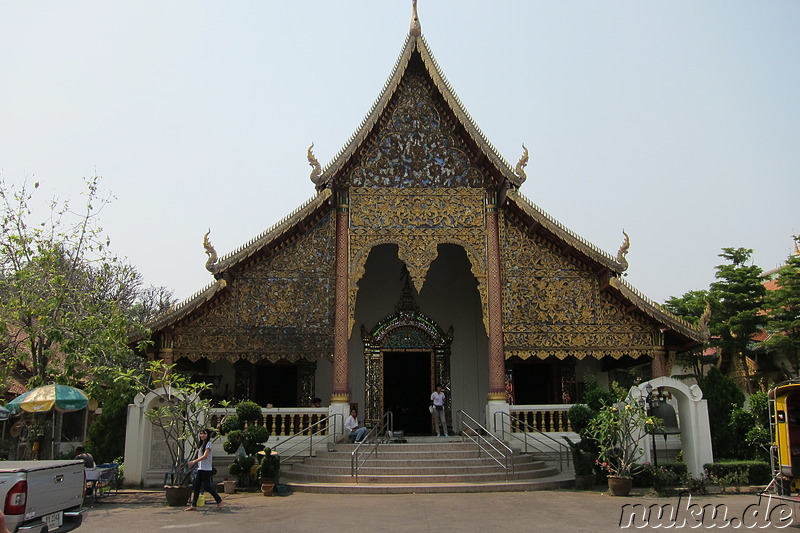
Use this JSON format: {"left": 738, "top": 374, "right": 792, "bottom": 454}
{"left": 793, "top": 234, "right": 799, "bottom": 256}
{"left": 410, "top": 0, "right": 421, "bottom": 37}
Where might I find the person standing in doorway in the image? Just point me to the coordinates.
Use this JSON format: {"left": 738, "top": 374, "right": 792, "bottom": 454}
{"left": 185, "top": 429, "right": 223, "bottom": 511}
{"left": 431, "top": 384, "right": 448, "bottom": 437}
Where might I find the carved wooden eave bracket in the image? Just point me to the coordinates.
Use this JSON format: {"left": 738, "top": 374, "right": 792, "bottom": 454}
{"left": 134, "top": 278, "right": 229, "bottom": 341}
{"left": 212, "top": 189, "right": 332, "bottom": 273}
{"left": 608, "top": 276, "right": 706, "bottom": 346}
{"left": 309, "top": 22, "right": 524, "bottom": 192}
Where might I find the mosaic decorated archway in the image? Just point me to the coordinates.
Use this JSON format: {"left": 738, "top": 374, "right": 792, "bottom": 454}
{"left": 360, "top": 282, "right": 453, "bottom": 425}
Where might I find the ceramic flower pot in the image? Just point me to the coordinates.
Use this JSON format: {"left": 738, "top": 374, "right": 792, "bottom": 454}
{"left": 607, "top": 475, "right": 633, "bottom": 496}
{"left": 164, "top": 485, "right": 193, "bottom": 506}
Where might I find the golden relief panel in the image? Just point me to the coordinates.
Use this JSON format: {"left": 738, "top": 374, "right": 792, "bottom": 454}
{"left": 348, "top": 188, "right": 489, "bottom": 333}
{"left": 345, "top": 66, "right": 489, "bottom": 189}
{"left": 500, "top": 213, "right": 660, "bottom": 360}
{"left": 171, "top": 214, "right": 336, "bottom": 363}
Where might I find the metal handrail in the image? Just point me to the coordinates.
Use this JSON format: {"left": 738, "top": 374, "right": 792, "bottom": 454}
{"left": 457, "top": 410, "right": 514, "bottom": 479}
{"left": 273, "top": 413, "right": 343, "bottom": 462}
{"left": 494, "top": 411, "right": 570, "bottom": 472}
{"left": 351, "top": 411, "right": 394, "bottom": 483}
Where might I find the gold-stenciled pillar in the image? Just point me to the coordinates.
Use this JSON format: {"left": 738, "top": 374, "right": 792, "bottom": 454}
{"left": 332, "top": 191, "right": 350, "bottom": 405}
{"left": 485, "top": 196, "right": 506, "bottom": 401}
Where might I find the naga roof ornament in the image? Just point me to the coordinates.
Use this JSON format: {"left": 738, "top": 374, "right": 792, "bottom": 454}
{"left": 616, "top": 230, "right": 630, "bottom": 273}
{"left": 203, "top": 229, "right": 219, "bottom": 274}
{"left": 307, "top": 143, "right": 323, "bottom": 185}
{"left": 514, "top": 144, "right": 529, "bottom": 183}
{"left": 410, "top": 0, "right": 421, "bottom": 37}
{"left": 793, "top": 234, "right": 799, "bottom": 256}
{"left": 698, "top": 300, "right": 712, "bottom": 342}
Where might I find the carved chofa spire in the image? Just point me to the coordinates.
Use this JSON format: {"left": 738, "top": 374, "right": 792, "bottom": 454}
{"left": 307, "top": 143, "right": 323, "bottom": 185}
{"left": 698, "top": 300, "right": 712, "bottom": 341}
{"left": 616, "top": 230, "right": 630, "bottom": 272}
{"left": 793, "top": 234, "right": 800, "bottom": 256}
{"left": 515, "top": 144, "right": 529, "bottom": 182}
{"left": 203, "top": 229, "right": 219, "bottom": 273}
{"left": 410, "top": 0, "right": 421, "bottom": 37}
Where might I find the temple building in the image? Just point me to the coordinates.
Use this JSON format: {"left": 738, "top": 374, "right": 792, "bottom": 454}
{"left": 137, "top": 5, "right": 703, "bottom": 438}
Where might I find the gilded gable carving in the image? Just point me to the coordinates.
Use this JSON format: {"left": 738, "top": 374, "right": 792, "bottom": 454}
{"left": 500, "top": 213, "right": 660, "bottom": 360}
{"left": 171, "top": 214, "right": 336, "bottom": 363}
{"left": 349, "top": 188, "right": 489, "bottom": 333}
{"left": 345, "top": 64, "right": 488, "bottom": 189}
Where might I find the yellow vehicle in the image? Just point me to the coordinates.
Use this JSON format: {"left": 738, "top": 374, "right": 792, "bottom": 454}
{"left": 768, "top": 380, "right": 800, "bottom": 495}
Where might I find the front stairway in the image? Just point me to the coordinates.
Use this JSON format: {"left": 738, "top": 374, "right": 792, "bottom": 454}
{"left": 281, "top": 436, "right": 574, "bottom": 494}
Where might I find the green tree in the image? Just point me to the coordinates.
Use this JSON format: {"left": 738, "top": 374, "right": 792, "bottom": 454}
{"left": 762, "top": 242, "right": 800, "bottom": 377}
{"left": 0, "top": 177, "right": 173, "bottom": 392}
{"left": 664, "top": 289, "right": 714, "bottom": 387}
{"left": 703, "top": 366, "right": 745, "bottom": 459}
{"left": 709, "top": 248, "right": 766, "bottom": 393}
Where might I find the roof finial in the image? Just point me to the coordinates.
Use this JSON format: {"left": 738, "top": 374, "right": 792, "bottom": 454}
{"left": 203, "top": 229, "right": 219, "bottom": 274}
{"left": 515, "top": 144, "right": 529, "bottom": 182}
{"left": 410, "top": 0, "right": 421, "bottom": 37}
{"left": 793, "top": 234, "right": 800, "bottom": 256}
{"left": 307, "top": 143, "right": 323, "bottom": 185}
{"left": 616, "top": 229, "right": 630, "bottom": 273}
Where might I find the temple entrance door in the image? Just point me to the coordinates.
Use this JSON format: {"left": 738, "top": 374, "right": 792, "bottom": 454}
{"left": 383, "top": 351, "right": 432, "bottom": 435}
{"left": 254, "top": 365, "right": 297, "bottom": 407}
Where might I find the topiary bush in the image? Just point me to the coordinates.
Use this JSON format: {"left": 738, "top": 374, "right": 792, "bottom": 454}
{"left": 225, "top": 400, "right": 270, "bottom": 487}
{"left": 235, "top": 401, "right": 262, "bottom": 424}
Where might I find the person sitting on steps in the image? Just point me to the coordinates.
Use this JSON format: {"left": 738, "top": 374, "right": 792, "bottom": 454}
{"left": 345, "top": 408, "right": 368, "bottom": 443}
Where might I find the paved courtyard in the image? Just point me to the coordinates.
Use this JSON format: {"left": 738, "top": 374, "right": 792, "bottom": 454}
{"left": 77, "top": 489, "right": 800, "bottom": 532}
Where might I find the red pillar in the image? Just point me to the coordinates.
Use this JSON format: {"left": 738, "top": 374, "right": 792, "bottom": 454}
{"left": 486, "top": 199, "right": 506, "bottom": 401}
{"left": 332, "top": 194, "right": 350, "bottom": 403}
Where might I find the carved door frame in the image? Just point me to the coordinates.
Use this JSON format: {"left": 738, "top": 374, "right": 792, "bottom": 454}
{"left": 361, "top": 309, "right": 453, "bottom": 427}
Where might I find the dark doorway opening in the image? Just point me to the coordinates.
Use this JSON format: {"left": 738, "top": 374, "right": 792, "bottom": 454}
{"left": 254, "top": 364, "right": 297, "bottom": 407}
{"left": 383, "top": 351, "right": 431, "bottom": 435}
{"left": 512, "top": 361, "right": 558, "bottom": 404}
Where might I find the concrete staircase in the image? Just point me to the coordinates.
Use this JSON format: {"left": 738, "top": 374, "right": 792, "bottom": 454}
{"left": 282, "top": 436, "right": 575, "bottom": 494}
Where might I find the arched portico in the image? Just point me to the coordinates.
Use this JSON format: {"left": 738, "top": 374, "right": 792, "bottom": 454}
{"left": 630, "top": 377, "right": 714, "bottom": 478}
{"left": 361, "top": 279, "right": 454, "bottom": 433}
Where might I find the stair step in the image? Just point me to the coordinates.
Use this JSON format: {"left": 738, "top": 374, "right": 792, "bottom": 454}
{"left": 282, "top": 436, "right": 569, "bottom": 494}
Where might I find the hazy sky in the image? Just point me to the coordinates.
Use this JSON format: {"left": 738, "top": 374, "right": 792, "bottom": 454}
{"left": 1, "top": 1, "right": 797, "bottom": 305}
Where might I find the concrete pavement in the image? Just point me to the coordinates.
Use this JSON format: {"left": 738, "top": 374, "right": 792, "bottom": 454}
{"left": 76, "top": 489, "right": 800, "bottom": 532}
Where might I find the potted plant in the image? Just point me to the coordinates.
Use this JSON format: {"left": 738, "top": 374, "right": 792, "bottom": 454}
{"left": 259, "top": 447, "right": 281, "bottom": 496}
{"left": 564, "top": 437, "right": 596, "bottom": 489}
{"left": 221, "top": 401, "right": 270, "bottom": 489}
{"left": 121, "top": 361, "right": 217, "bottom": 506}
{"left": 586, "top": 399, "right": 661, "bottom": 496}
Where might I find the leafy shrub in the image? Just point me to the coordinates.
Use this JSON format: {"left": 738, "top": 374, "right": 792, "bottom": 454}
{"left": 567, "top": 404, "right": 594, "bottom": 436}
{"left": 219, "top": 414, "right": 242, "bottom": 435}
{"left": 686, "top": 476, "right": 707, "bottom": 494}
{"left": 703, "top": 461, "right": 771, "bottom": 485}
{"left": 633, "top": 463, "right": 687, "bottom": 493}
{"left": 235, "top": 401, "right": 262, "bottom": 423}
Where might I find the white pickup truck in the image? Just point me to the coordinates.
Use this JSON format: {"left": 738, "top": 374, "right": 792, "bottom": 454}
{"left": 0, "top": 460, "right": 87, "bottom": 533}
